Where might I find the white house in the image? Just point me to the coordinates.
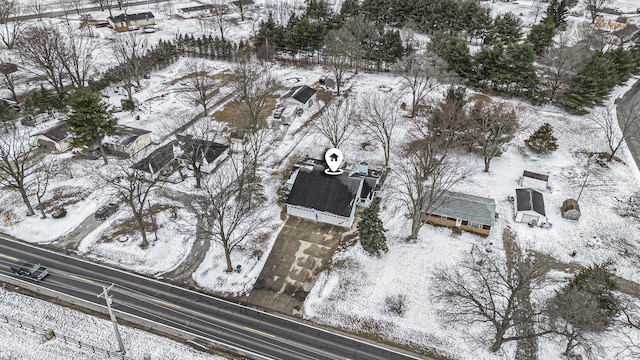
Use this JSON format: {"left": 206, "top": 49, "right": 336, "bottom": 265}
{"left": 34, "top": 122, "right": 73, "bottom": 152}
{"left": 520, "top": 170, "right": 549, "bottom": 191}
{"left": 103, "top": 125, "right": 152, "bottom": 157}
{"left": 176, "top": 4, "right": 216, "bottom": 18}
{"left": 285, "top": 159, "right": 382, "bottom": 228}
{"left": 280, "top": 85, "right": 317, "bottom": 125}
{"left": 514, "top": 188, "right": 547, "bottom": 226}
{"left": 108, "top": 12, "right": 155, "bottom": 32}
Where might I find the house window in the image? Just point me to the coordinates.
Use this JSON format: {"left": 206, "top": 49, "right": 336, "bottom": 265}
{"left": 446, "top": 217, "right": 457, "bottom": 221}
{"left": 482, "top": 225, "right": 491, "bottom": 230}
{"left": 468, "top": 222, "right": 483, "bottom": 229}
{"left": 461, "top": 220, "right": 468, "bottom": 225}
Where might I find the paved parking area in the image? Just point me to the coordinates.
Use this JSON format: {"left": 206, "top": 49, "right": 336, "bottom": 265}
{"left": 245, "top": 217, "right": 345, "bottom": 316}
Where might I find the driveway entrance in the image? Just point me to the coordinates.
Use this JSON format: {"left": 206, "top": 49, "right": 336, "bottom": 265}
{"left": 244, "top": 217, "right": 344, "bottom": 316}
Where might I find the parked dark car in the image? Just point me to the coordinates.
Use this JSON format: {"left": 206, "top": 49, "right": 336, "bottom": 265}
{"left": 10, "top": 261, "right": 49, "bottom": 281}
{"left": 95, "top": 203, "right": 119, "bottom": 220}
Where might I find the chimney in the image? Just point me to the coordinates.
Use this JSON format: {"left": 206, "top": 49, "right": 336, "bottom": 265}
{"left": 358, "top": 162, "right": 368, "bottom": 175}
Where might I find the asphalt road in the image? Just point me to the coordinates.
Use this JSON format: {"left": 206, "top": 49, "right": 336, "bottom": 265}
{"left": 10, "top": 0, "right": 170, "bottom": 22}
{"left": 617, "top": 77, "right": 640, "bottom": 169}
{"left": 0, "top": 235, "right": 426, "bottom": 360}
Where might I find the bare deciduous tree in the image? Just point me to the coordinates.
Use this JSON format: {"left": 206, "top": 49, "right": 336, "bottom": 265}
{"left": 0, "top": 0, "right": 24, "bottom": 49}
{"left": 30, "top": 158, "right": 54, "bottom": 219}
{"left": 210, "top": 2, "right": 229, "bottom": 42}
{"left": 591, "top": 101, "right": 640, "bottom": 162}
{"left": 537, "top": 37, "right": 591, "bottom": 100}
{"left": 196, "top": 165, "right": 263, "bottom": 272}
{"left": 58, "top": 24, "right": 98, "bottom": 88}
{"left": 27, "top": 0, "right": 45, "bottom": 21}
{"left": 548, "top": 286, "right": 610, "bottom": 357}
{"left": 314, "top": 98, "right": 357, "bottom": 149}
{"left": 470, "top": 101, "right": 520, "bottom": 172}
{"left": 231, "top": 57, "right": 279, "bottom": 130}
{"left": 359, "top": 92, "right": 401, "bottom": 167}
{"left": 0, "top": 56, "right": 21, "bottom": 102}
{"left": 178, "top": 59, "right": 221, "bottom": 117}
{"left": 586, "top": 0, "right": 611, "bottom": 24}
{"left": 425, "top": 88, "right": 473, "bottom": 151}
{"left": 432, "top": 250, "right": 551, "bottom": 352}
{"left": 323, "top": 27, "right": 356, "bottom": 96}
{"left": 394, "top": 136, "right": 462, "bottom": 240}
{"left": 176, "top": 120, "right": 226, "bottom": 188}
{"left": 399, "top": 54, "right": 448, "bottom": 118}
{"left": 0, "top": 128, "right": 37, "bottom": 216}
{"left": 111, "top": 32, "right": 148, "bottom": 103}
{"left": 98, "top": 162, "right": 161, "bottom": 248}
{"left": 17, "top": 24, "right": 66, "bottom": 96}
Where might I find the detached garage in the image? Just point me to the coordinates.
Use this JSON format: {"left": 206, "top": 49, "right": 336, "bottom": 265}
{"left": 514, "top": 188, "right": 547, "bottom": 226}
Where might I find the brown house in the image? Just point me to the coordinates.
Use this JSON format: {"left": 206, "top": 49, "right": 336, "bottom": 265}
{"left": 424, "top": 190, "right": 496, "bottom": 236}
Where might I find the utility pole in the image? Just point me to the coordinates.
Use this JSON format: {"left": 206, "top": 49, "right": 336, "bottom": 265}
{"left": 97, "top": 284, "right": 126, "bottom": 354}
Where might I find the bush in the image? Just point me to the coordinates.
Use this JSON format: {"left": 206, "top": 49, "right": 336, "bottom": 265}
{"left": 525, "top": 123, "right": 558, "bottom": 154}
{"left": 121, "top": 99, "right": 134, "bottom": 111}
{"left": 385, "top": 294, "right": 407, "bottom": 316}
{"left": 51, "top": 208, "right": 67, "bottom": 218}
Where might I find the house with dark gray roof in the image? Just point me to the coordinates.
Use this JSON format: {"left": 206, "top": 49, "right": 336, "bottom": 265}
{"left": 279, "top": 85, "right": 317, "bottom": 125}
{"left": 424, "top": 190, "right": 496, "bottom": 236}
{"left": 108, "top": 12, "right": 155, "bottom": 32}
{"left": 132, "top": 142, "right": 178, "bottom": 180}
{"left": 33, "top": 122, "right": 72, "bottom": 152}
{"left": 175, "top": 134, "right": 229, "bottom": 173}
{"left": 284, "top": 158, "right": 382, "bottom": 227}
{"left": 514, "top": 188, "right": 547, "bottom": 226}
{"left": 103, "top": 125, "right": 152, "bottom": 157}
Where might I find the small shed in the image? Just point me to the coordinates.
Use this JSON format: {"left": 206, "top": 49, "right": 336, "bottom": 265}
{"left": 514, "top": 188, "right": 547, "bottom": 226}
{"left": 561, "top": 199, "right": 581, "bottom": 220}
{"left": 521, "top": 170, "right": 549, "bottom": 191}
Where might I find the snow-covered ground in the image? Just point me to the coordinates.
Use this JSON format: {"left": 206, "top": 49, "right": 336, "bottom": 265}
{"left": 0, "top": 285, "right": 224, "bottom": 359}
{"left": 2, "top": 0, "right": 640, "bottom": 359}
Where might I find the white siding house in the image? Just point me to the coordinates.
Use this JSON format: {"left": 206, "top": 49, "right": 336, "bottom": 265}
{"left": 103, "top": 125, "right": 152, "bottom": 157}
{"left": 285, "top": 159, "right": 382, "bottom": 228}
{"left": 514, "top": 188, "right": 547, "bottom": 226}
{"left": 34, "top": 122, "right": 73, "bottom": 152}
{"left": 280, "top": 85, "right": 317, "bottom": 125}
{"left": 108, "top": 12, "right": 155, "bottom": 32}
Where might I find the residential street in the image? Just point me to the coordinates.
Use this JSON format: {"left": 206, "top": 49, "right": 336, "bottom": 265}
{"left": 0, "top": 235, "right": 429, "bottom": 360}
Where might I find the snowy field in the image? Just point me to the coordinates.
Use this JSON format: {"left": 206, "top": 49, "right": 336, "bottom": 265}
{"left": 0, "top": 286, "right": 224, "bottom": 359}
{"left": 1, "top": 0, "right": 640, "bottom": 359}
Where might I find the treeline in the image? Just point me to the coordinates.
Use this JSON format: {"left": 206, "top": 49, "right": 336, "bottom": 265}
{"left": 254, "top": 0, "right": 409, "bottom": 70}
{"left": 89, "top": 36, "right": 236, "bottom": 92}
{"left": 254, "top": 0, "right": 638, "bottom": 113}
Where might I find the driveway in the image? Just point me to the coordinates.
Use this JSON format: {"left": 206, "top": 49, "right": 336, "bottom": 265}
{"left": 244, "top": 217, "right": 345, "bottom": 316}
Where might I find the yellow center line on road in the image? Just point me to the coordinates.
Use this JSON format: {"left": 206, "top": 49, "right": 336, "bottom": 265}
{"left": 0, "top": 253, "right": 17, "bottom": 261}
{"left": 243, "top": 326, "right": 275, "bottom": 338}
{"left": 69, "top": 274, "right": 94, "bottom": 284}
{"left": 152, "top": 299, "right": 182, "bottom": 309}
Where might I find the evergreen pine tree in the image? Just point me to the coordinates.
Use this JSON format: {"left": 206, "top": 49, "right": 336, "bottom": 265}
{"left": 358, "top": 198, "right": 388, "bottom": 256}
{"left": 66, "top": 88, "right": 118, "bottom": 165}
{"left": 525, "top": 123, "right": 558, "bottom": 154}
{"left": 526, "top": 18, "right": 556, "bottom": 55}
{"left": 560, "top": 51, "right": 618, "bottom": 114}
